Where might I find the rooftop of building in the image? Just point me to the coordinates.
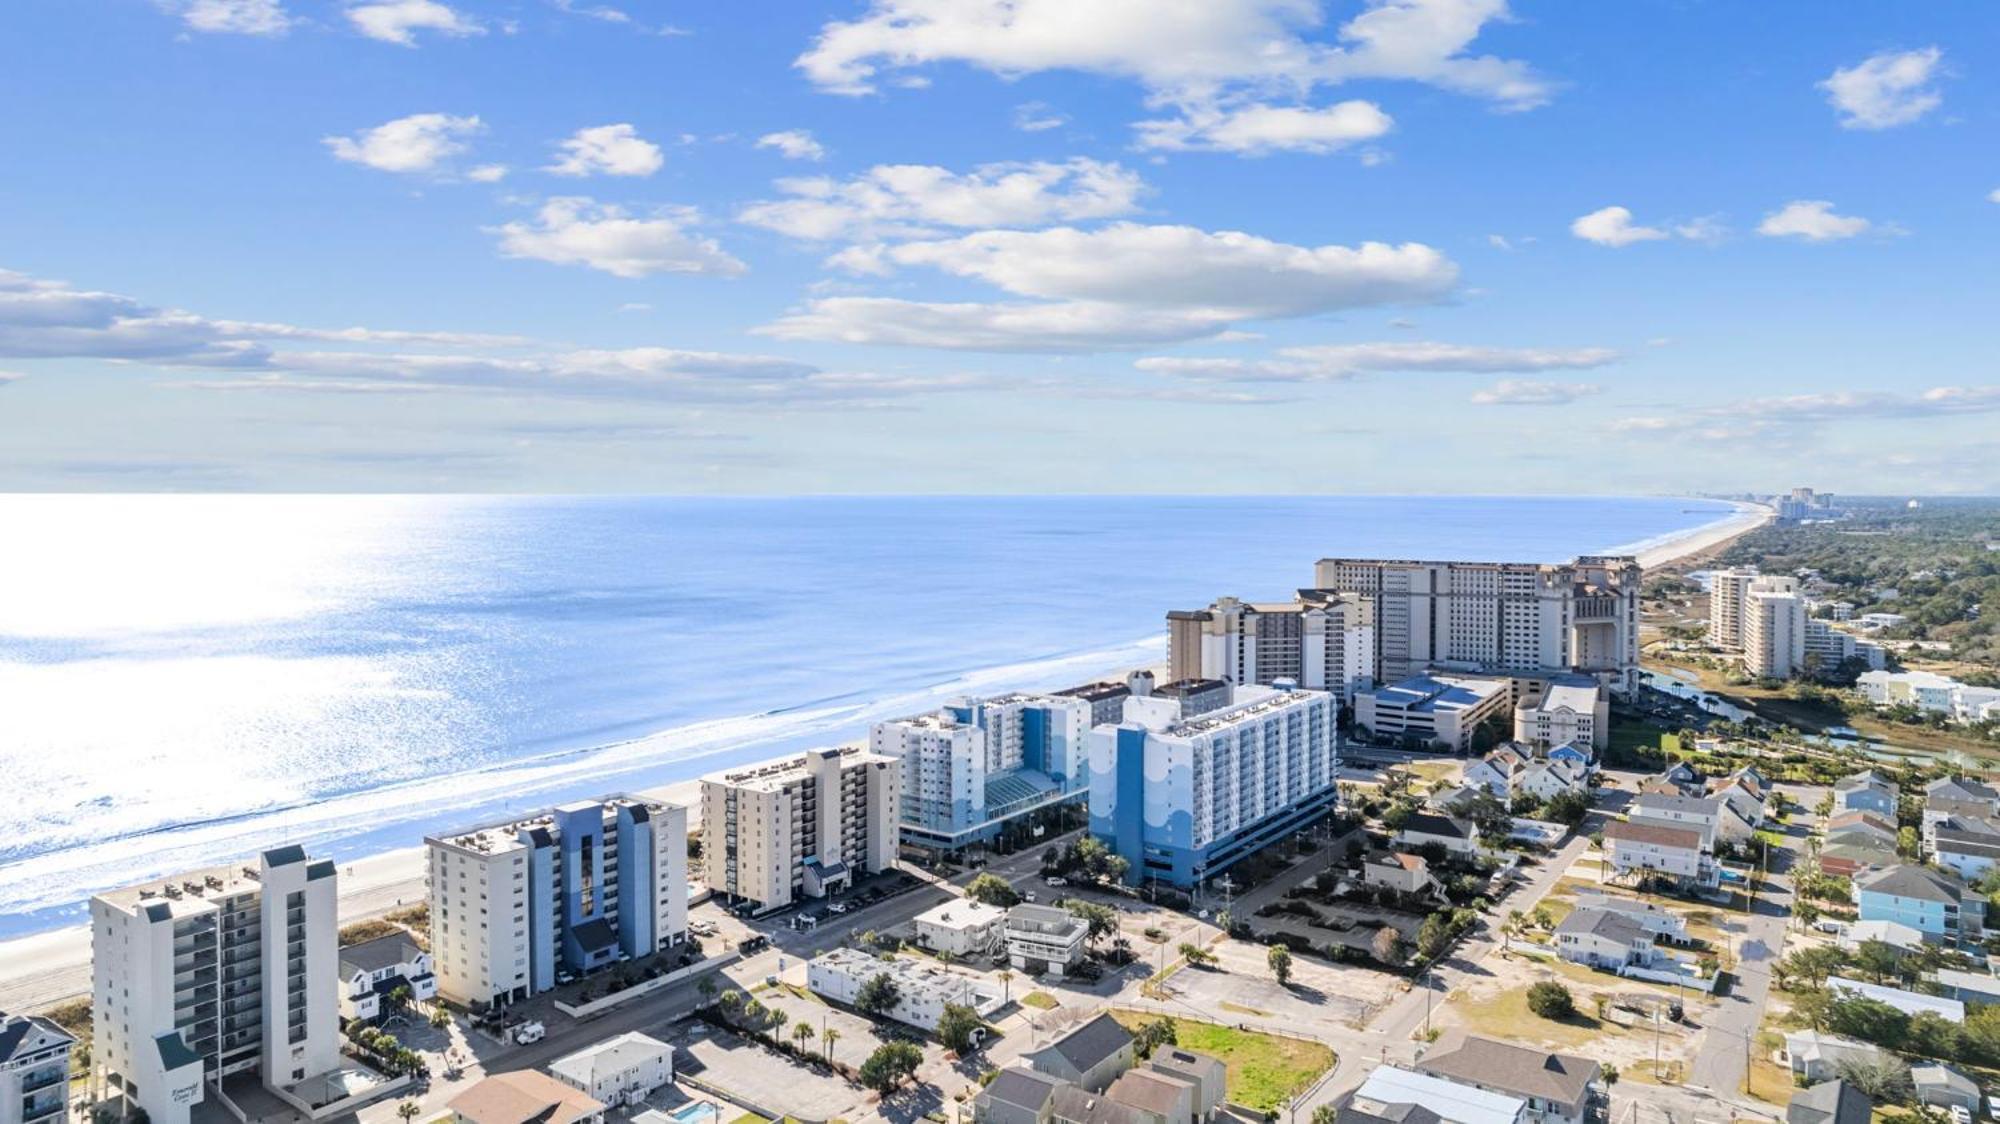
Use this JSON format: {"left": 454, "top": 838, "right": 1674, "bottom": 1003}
{"left": 449, "top": 1070, "right": 605, "bottom": 1124}
{"left": 338, "top": 931, "right": 426, "bottom": 977}
{"left": 812, "top": 947, "right": 998, "bottom": 1005}
{"left": 1555, "top": 907, "right": 1651, "bottom": 946}
{"left": 913, "top": 899, "right": 1007, "bottom": 931}
{"left": 1603, "top": 819, "right": 1704, "bottom": 850}
{"left": 702, "top": 746, "right": 893, "bottom": 793}
{"left": 1150, "top": 683, "right": 1327, "bottom": 738}
{"left": 1787, "top": 1080, "right": 1871, "bottom": 1124}
{"left": 1827, "top": 977, "right": 1966, "bottom": 1021}
{"left": 1519, "top": 680, "right": 1603, "bottom": 713}
{"left": 1855, "top": 864, "right": 1964, "bottom": 904}
{"left": 1352, "top": 1065, "right": 1526, "bottom": 1124}
{"left": 1417, "top": 1034, "right": 1600, "bottom": 1108}
{"left": 1032, "top": 1012, "right": 1134, "bottom": 1075}
{"left": 1054, "top": 681, "right": 1134, "bottom": 703}
{"left": 1007, "top": 903, "right": 1091, "bottom": 940}
{"left": 1367, "top": 673, "right": 1510, "bottom": 713}
{"left": 548, "top": 1031, "right": 672, "bottom": 1088}
{"left": 428, "top": 793, "right": 679, "bottom": 858}
{"left": 1105, "top": 1069, "right": 1195, "bottom": 1116}
{"left": 95, "top": 845, "right": 328, "bottom": 915}
{"left": 0, "top": 1011, "right": 74, "bottom": 1062}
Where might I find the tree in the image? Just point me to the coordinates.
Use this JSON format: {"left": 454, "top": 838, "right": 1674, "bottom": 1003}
{"left": 1854, "top": 939, "right": 1904, "bottom": 985}
{"left": 855, "top": 972, "right": 902, "bottom": 1015}
{"left": 1459, "top": 790, "right": 1512, "bottom": 839}
{"left": 1313, "top": 1106, "right": 1340, "bottom": 1124}
{"left": 937, "top": 1003, "right": 982, "bottom": 1054}
{"left": 1601, "top": 1062, "right": 1619, "bottom": 1086}
{"left": 1794, "top": 899, "right": 1822, "bottom": 930}
{"left": 1836, "top": 1055, "right": 1914, "bottom": 1104}
{"left": 1132, "top": 1017, "right": 1177, "bottom": 1060}
{"left": 1779, "top": 946, "right": 1848, "bottom": 990}
{"left": 1179, "top": 942, "right": 1215, "bottom": 967}
{"left": 719, "top": 989, "right": 744, "bottom": 1021}
{"left": 397, "top": 1102, "right": 420, "bottom": 1124}
{"left": 859, "top": 1040, "right": 923, "bottom": 1094}
{"left": 769, "top": 1009, "right": 789, "bottom": 1037}
{"left": 967, "top": 874, "right": 1020, "bottom": 908}
{"left": 428, "top": 1006, "right": 450, "bottom": 1029}
{"left": 1065, "top": 900, "right": 1118, "bottom": 948}
{"left": 793, "top": 1022, "right": 815, "bottom": 1054}
{"left": 1217, "top": 910, "right": 1232, "bottom": 932}
{"left": 1371, "top": 926, "right": 1406, "bottom": 966}
{"left": 1828, "top": 997, "right": 1910, "bottom": 1050}
{"left": 1416, "top": 914, "right": 1454, "bottom": 963}
{"left": 1268, "top": 945, "right": 1293, "bottom": 987}
{"left": 996, "top": 969, "right": 1013, "bottom": 1002}
{"left": 1905, "top": 1012, "right": 1964, "bottom": 1062}
{"left": 822, "top": 1027, "right": 842, "bottom": 1064}
{"left": 1526, "top": 981, "right": 1575, "bottom": 1020}
{"left": 1544, "top": 789, "right": 1592, "bottom": 827}
{"left": 698, "top": 976, "right": 718, "bottom": 1005}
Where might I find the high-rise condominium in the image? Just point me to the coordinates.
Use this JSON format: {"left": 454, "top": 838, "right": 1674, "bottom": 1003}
{"left": 90, "top": 847, "right": 339, "bottom": 1124}
{"left": 870, "top": 692, "right": 1093, "bottom": 853}
{"left": 426, "top": 795, "right": 688, "bottom": 1010}
{"left": 1709, "top": 569, "right": 1806, "bottom": 677}
{"left": 1166, "top": 592, "right": 1377, "bottom": 704}
{"left": 700, "top": 747, "right": 900, "bottom": 911}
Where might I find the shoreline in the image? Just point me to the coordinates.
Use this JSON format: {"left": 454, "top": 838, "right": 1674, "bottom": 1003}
{"left": 0, "top": 498, "right": 1766, "bottom": 1013}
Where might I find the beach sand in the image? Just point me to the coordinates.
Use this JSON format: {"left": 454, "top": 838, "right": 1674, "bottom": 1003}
{"left": 0, "top": 502, "right": 1769, "bottom": 1013}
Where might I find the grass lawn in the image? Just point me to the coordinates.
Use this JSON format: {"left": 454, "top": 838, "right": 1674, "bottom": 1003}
{"left": 1110, "top": 1010, "right": 1334, "bottom": 1113}
{"left": 1455, "top": 987, "right": 1633, "bottom": 1052}
{"left": 1021, "top": 991, "right": 1058, "bottom": 1010}
{"left": 1402, "top": 761, "right": 1461, "bottom": 785}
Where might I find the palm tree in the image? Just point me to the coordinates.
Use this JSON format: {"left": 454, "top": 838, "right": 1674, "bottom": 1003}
{"left": 770, "top": 1009, "right": 789, "bottom": 1037}
{"left": 823, "top": 1027, "right": 841, "bottom": 1065}
{"left": 996, "top": 969, "right": 1013, "bottom": 1003}
{"left": 698, "top": 977, "right": 717, "bottom": 1006}
{"left": 397, "top": 1102, "right": 420, "bottom": 1124}
{"left": 793, "top": 1023, "right": 814, "bottom": 1055}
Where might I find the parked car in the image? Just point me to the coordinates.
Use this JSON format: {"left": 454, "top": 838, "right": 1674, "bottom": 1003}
{"left": 1045, "top": 876, "right": 1066, "bottom": 887}
{"left": 1022, "top": 891, "right": 1037, "bottom": 903}
{"left": 514, "top": 1021, "right": 546, "bottom": 1045}
{"left": 828, "top": 902, "right": 850, "bottom": 915}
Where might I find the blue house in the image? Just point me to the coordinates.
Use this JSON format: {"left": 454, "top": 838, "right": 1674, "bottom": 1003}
{"left": 1834, "top": 771, "right": 1898, "bottom": 817}
{"left": 1855, "top": 864, "right": 1984, "bottom": 946}
{"left": 1548, "top": 742, "right": 1594, "bottom": 773}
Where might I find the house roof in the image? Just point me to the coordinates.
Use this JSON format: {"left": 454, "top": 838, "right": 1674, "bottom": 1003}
{"left": 450, "top": 1072, "right": 606, "bottom": 1124}
{"left": 1050, "top": 1084, "right": 1150, "bottom": 1124}
{"left": 1106, "top": 1069, "right": 1195, "bottom": 1116}
{"left": 548, "top": 1032, "right": 670, "bottom": 1089}
{"left": 1338, "top": 1105, "right": 1445, "bottom": 1124}
{"left": 1835, "top": 771, "right": 1893, "bottom": 793}
{"left": 1856, "top": 864, "right": 1962, "bottom": 905}
{"left": 339, "top": 931, "right": 424, "bottom": 977}
{"left": 1367, "top": 851, "right": 1430, "bottom": 874}
{"left": 1825, "top": 810, "right": 1895, "bottom": 834}
{"left": 1401, "top": 813, "right": 1475, "bottom": 840}
{"left": 1927, "top": 777, "right": 1999, "bottom": 803}
{"left": 1417, "top": 1035, "right": 1600, "bottom": 1109}
{"left": 1788, "top": 1081, "right": 1872, "bottom": 1124}
{"left": 1150, "top": 1048, "right": 1226, "bottom": 1087}
{"left": 1840, "top": 920, "right": 1925, "bottom": 950}
{"left": 1632, "top": 793, "right": 1721, "bottom": 817}
{"left": 1828, "top": 977, "right": 1966, "bottom": 1022}
{"left": 985, "top": 1067, "right": 1066, "bottom": 1114}
{"left": 1604, "top": 819, "right": 1703, "bottom": 850}
{"left": 1036, "top": 1013, "right": 1134, "bottom": 1075}
{"left": 0, "top": 1013, "right": 73, "bottom": 1063}
{"left": 1911, "top": 1064, "right": 1979, "bottom": 1098}
{"left": 1354, "top": 1066, "right": 1525, "bottom": 1124}
{"left": 1555, "top": 908, "right": 1649, "bottom": 946}
{"left": 1783, "top": 1031, "right": 1885, "bottom": 1067}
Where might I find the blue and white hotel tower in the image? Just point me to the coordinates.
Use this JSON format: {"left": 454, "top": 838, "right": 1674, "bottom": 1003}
{"left": 1088, "top": 681, "right": 1339, "bottom": 891}
{"left": 871, "top": 692, "right": 1094, "bottom": 853}
{"left": 426, "top": 794, "right": 688, "bottom": 1010}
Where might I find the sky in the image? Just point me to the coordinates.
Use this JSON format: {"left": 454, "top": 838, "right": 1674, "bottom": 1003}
{"left": 1, "top": 0, "right": 1996, "bottom": 494}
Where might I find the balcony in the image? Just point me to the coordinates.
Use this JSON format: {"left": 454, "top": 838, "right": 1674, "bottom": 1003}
{"left": 20, "top": 1067, "right": 67, "bottom": 1095}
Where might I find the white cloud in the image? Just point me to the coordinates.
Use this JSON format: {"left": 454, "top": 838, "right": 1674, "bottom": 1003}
{"left": 797, "top": 0, "right": 1551, "bottom": 152}
{"left": 1756, "top": 200, "right": 1871, "bottom": 242}
{"left": 490, "top": 198, "right": 747, "bottom": 278}
{"left": 551, "top": 0, "right": 630, "bottom": 23}
{"left": 171, "top": 0, "right": 291, "bottom": 35}
{"left": 346, "top": 0, "right": 483, "bottom": 46}
{"left": 757, "top": 297, "right": 1235, "bottom": 352}
{"left": 467, "top": 164, "right": 509, "bottom": 183}
{"left": 1820, "top": 47, "right": 1945, "bottom": 130}
{"left": 1674, "top": 215, "right": 1728, "bottom": 245}
{"left": 323, "top": 113, "right": 483, "bottom": 174}
{"left": 1135, "top": 99, "right": 1393, "bottom": 154}
{"left": 546, "top": 124, "right": 664, "bottom": 177}
{"left": 1137, "top": 341, "right": 1617, "bottom": 382}
{"left": 739, "top": 158, "right": 1147, "bottom": 242}
{"left": 0, "top": 268, "right": 268, "bottom": 366}
{"left": 1571, "top": 205, "right": 1668, "bottom": 247}
{"left": 1013, "top": 102, "right": 1067, "bottom": 132}
{"left": 1990, "top": 188, "right": 2000, "bottom": 204}
{"left": 755, "top": 130, "right": 828, "bottom": 162}
{"left": 1469, "top": 378, "right": 1602, "bottom": 405}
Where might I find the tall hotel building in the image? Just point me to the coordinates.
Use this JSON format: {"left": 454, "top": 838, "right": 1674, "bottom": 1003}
{"left": 426, "top": 795, "right": 688, "bottom": 1010}
{"left": 1088, "top": 682, "right": 1339, "bottom": 890}
{"left": 870, "top": 693, "right": 1094, "bottom": 853}
{"left": 1166, "top": 593, "right": 1376, "bottom": 703}
{"left": 1311, "top": 556, "right": 1643, "bottom": 693}
{"left": 700, "top": 747, "right": 900, "bottom": 912}
{"left": 90, "top": 847, "right": 339, "bottom": 1124}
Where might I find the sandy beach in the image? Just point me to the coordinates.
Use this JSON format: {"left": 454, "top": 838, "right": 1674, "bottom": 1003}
{"left": 0, "top": 500, "right": 1770, "bottom": 1014}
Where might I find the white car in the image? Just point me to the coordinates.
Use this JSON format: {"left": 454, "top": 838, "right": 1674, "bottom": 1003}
{"left": 1022, "top": 891, "right": 1037, "bottom": 903}
{"left": 827, "top": 902, "right": 849, "bottom": 915}
{"left": 1045, "top": 876, "right": 1066, "bottom": 887}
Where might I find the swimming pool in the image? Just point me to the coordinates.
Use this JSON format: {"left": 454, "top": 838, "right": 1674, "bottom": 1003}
{"left": 668, "top": 1103, "right": 718, "bottom": 1124}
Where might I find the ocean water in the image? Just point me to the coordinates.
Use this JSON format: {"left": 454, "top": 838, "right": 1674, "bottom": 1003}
{"left": 0, "top": 494, "right": 1734, "bottom": 936}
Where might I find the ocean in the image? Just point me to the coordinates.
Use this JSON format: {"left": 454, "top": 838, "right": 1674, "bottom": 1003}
{"left": 0, "top": 493, "right": 1734, "bottom": 937}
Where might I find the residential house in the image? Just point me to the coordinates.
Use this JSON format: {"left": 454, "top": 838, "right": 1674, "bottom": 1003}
{"left": 978, "top": 1067, "right": 1069, "bottom": 1124}
{"left": 1554, "top": 909, "right": 1658, "bottom": 971}
{"left": 1712, "top": 786, "right": 1765, "bottom": 832}
{"left": 1026, "top": 1014, "right": 1137, "bottom": 1094}
{"left": 1515, "top": 762, "right": 1583, "bottom": 804}
{"left": 1147, "top": 1050, "right": 1227, "bottom": 1120}
{"left": 1647, "top": 762, "right": 1706, "bottom": 797}
{"left": 1827, "top": 976, "right": 1965, "bottom": 1023}
{"left": 1547, "top": 744, "right": 1593, "bottom": 777}
{"left": 1428, "top": 786, "right": 1479, "bottom": 815}
{"left": 808, "top": 948, "right": 1006, "bottom": 1031}
{"left": 1912, "top": 1065, "right": 1981, "bottom": 1114}
{"left": 1930, "top": 816, "right": 2000, "bottom": 881}
{"left": 337, "top": 931, "right": 436, "bottom": 1022}
{"left": 1, "top": 1010, "right": 74, "bottom": 1124}
{"left": 1051, "top": 1085, "right": 1150, "bottom": 1124}
{"left": 548, "top": 1033, "right": 674, "bottom": 1109}
{"left": 1416, "top": 1035, "right": 1603, "bottom": 1124}
{"left": 1362, "top": 852, "right": 1439, "bottom": 898}
{"left": 1784, "top": 1031, "right": 1888, "bottom": 1083}
{"left": 449, "top": 1072, "right": 605, "bottom": 1124}
{"left": 1396, "top": 813, "right": 1481, "bottom": 857}
{"left": 1103, "top": 1069, "right": 1196, "bottom": 1124}
{"left": 1628, "top": 793, "right": 1751, "bottom": 847}
{"left": 1854, "top": 865, "right": 1986, "bottom": 946}
{"left": 1787, "top": 1081, "right": 1871, "bottom": 1124}
{"left": 1817, "top": 839, "right": 1897, "bottom": 880}
{"left": 1465, "top": 746, "right": 1530, "bottom": 798}
{"left": 1006, "top": 904, "right": 1091, "bottom": 978}
{"left": 1348, "top": 1066, "right": 1527, "bottom": 1124}
{"left": 1932, "top": 968, "right": 2000, "bottom": 1007}
{"left": 1570, "top": 894, "right": 1691, "bottom": 944}
{"left": 1823, "top": 811, "right": 1897, "bottom": 849}
{"left": 1602, "top": 819, "right": 1713, "bottom": 887}
{"left": 1708, "top": 766, "right": 1770, "bottom": 804}
{"left": 1838, "top": 920, "right": 1926, "bottom": 952}
{"left": 914, "top": 900, "right": 1007, "bottom": 958}
{"left": 1833, "top": 772, "right": 1897, "bottom": 817}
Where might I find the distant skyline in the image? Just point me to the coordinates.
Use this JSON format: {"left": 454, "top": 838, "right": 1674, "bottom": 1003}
{"left": 2, "top": 1, "right": 1996, "bottom": 493}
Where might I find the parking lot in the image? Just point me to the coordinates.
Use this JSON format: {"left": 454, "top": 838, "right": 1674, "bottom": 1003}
{"left": 671, "top": 1023, "right": 863, "bottom": 1122}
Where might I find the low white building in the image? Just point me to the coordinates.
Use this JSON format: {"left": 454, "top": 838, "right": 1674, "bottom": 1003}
{"left": 1004, "top": 904, "right": 1090, "bottom": 978}
{"left": 1571, "top": 894, "right": 1690, "bottom": 944}
{"left": 1350, "top": 1066, "right": 1527, "bottom": 1124}
{"left": 1513, "top": 679, "right": 1609, "bottom": 752}
{"left": 338, "top": 932, "right": 436, "bottom": 1022}
{"left": 912, "top": 900, "right": 1006, "bottom": 958}
{"left": 1554, "top": 908, "right": 1659, "bottom": 971}
{"left": 1784, "top": 1031, "right": 1889, "bottom": 1083}
{"left": 1396, "top": 813, "right": 1481, "bottom": 856}
{"left": 807, "top": 948, "right": 1005, "bottom": 1031}
{"left": 1354, "top": 673, "right": 1513, "bottom": 753}
{"left": 548, "top": 1033, "right": 673, "bottom": 1109}
{"left": 1828, "top": 976, "right": 1965, "bottom": 1023}
{"left": 1362, "top": 852, "right": 1438, "bottom": 897}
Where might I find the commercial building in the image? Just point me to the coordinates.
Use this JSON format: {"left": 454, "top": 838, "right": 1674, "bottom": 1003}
{"left": 805, "top": 948, "right": 1004, "bottom": 1031}
{"left": 1, "top": 1010, "right": 74, "bottom": 1124}
{"left": 1745, "top": 585, "right": 1808, "bottom": 679}
{"left": 427, "top": 795, "right": 689, "bottom": 1010}
{"left": 699, "top": 747, "right": 899, "bottom": 912}
{"left": 449, "top": 1071, "right": 604, "bottom": 1124}
{"left": 1511, "top": 678, "right": 1609, "bottom": 752}
{"left": 1416, "top": 1036, "right": 1603, "bottom": 1124}
{"left": 89, "top": 846, "right": 340, "bottom": 1124}
{"left": 1053, "top": 675, "right": 1150, "bottom": 728}
{"left": 1004, "top": 904, "right": 1090, "bottom": 977}
{"left": 547, "top": 1032, "right": 674, "bottom": 1109}
{"left": 912, "top": 900, "right": 1006, "bottom": 958}
{"left": 1088, "top": 682, "right": 1338, "bottom": 890}
{"left": 337, "top": 932, "right": 435, "bottom": 1023}
{"left": 1166, "top": 593, "right": 1377, "bottom": 704}
{"left": 871, "top": 692, "right": 1093, "bottom": 853}
{"left": 1354, "top": 673, "right": 1512, "bottom": 753}
{"left": 1312, "top": 556, "right": 1642, "bottom": 694}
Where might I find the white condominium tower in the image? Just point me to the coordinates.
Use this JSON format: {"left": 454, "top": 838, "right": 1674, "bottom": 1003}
{"left": 90, "top": 846, "right": 339, "bottom": 1124}
{"left": 1311, "top": 555, "right": 1643, "bottom": 693}
{"left": 700, "top": 747, "right": 900, "bottom": 912}
{"left": 1166, "top": 593, "right": 1377, "bottom": 704}
{"left": 1709, "top": 569, "right": 1806, "bottom": 677}
{"left": 426, "top": 795, "right": 688, "bottom": 1011}
{"left": 869, "top": 692, "right": 1094, "bottom": 853}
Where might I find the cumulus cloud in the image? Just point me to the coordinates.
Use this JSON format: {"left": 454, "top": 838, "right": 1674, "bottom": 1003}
{"left": 765, "top": 224, "right": 1458, "bottom": 351}
{"left": 545, "top": 124, "right": 664, "bottom": 177}
{"left": 1137, "top": 341, "right": 1618, "bottom": 382}
{"left": 1820, "top": 47, "right": 1945, "bottom": 130}
{"left": 467, "top": 164, "right": 509, "bottom": 183}
{"left": 739, "top": 158, "right": 1147, "bottom": 242}
{"left": 490, "top": 198, "right": 746, "bottom": 278}
{"left": 324, "top": 113, "right": 484, "bottom": 174}
{"left": 346, "top": 0, "right": 483, "bottom": 45}
{"left": 1571, "top": 206, "right": 1668, "bottom": 247}
{"left": 796, "top": 0, "right": 1550, "bottom": 154}
{"left": 168, "top": 0, "right": 291, "bottom": 35}
{"left": 1469, "top": 378, "right": 1602, "bottom": 405}
{"left": 1135, "top": 99, "right": 1393, "bottom": 154}
{"left": 1756, "top": 200, "right": 1872, "bottom": 242}
{"left": 756, "top": 130, "right": 828, "bottom": 161}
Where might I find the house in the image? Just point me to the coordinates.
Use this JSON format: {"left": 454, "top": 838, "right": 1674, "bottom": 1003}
{"left": 1103, "top": 1069, "right": 1197, "bottom": 1124}
{"left": 1570, "top": 894, "right": 1691, "bottom": 944}
{"left": 1147, "top": 1049, "right": 1227, "bottom": 1121}
{"left": 337, "top": 931, "right": 437, "bottom": 1022}
{"left": 1515, "top": 762, "right": 1583, "bottom": 803}
{"left": 548, "top": 1032, "right": 674, "bottom": 1109}
{"left": 1554, "top": 909, "right": 1658, "bottom": 971}
{"left": 1396, "top": 813, "right": 1481, "bottom": 857}
{"left": 978, "top": 1066, "right": 1069, "bottom": 1124}
{"left": 1926, "top": 777, "right": 1999, "bottom": 809}
{"left": 1465, "top": 746, "right": 1529, "bottom": 797}
{"left": 0, "top": 1010, "right": 74, "bottom": 1124}
{"left": 1007, "top": 904, "right": 1092, "bottom": 978}
{"left": 1416, "top": 1035, "right": 1603, "bottom": 1124}
{"left": 1647, "top": 762, "right": 1706, "bottom": 797}
{"left": 1912, "top": 1065, "right": 1981, "bottom": 1114}
{"left": 1817, "top": 839, "right": 1897, "bottom": 880}
{"left": 1603, "top": 819, "right": 1713, "bottom": 887}
{"left": 1026, "top": 1013, "right": 1137, "bottom": 1093}
{"left": 1428, "top": 786, "right": 1479, "bottom": 814}
{"left": 1838, "top": 920, "right": 1926, "bottom": 952}
{"left": 1823, "top": 811, "right": 1897, "bottom": 848}
{"left": 1784, "top": 1031, "right": 1888, "bottom": 1083}
{"left": 1932, "top": 968, "right": 2000, "bottom": 1007}
{"left": 1546, "top": 744, "right": 1593, "bottom": 777}
{"left": 1827, "top": 976, "right": 1965, "bottom": 1022}
{"left": 450, "top": 1071, "right": 606, "bottom": 1124}
{"left": 1628, "top": 793, "right": 1750, "bottom": 847}
{"left": 914, "top": 899, "right": 1007, "bottom": 957}
{"left": 1051, "top": 1084, "right": 1151, "bottom": 1124}
{"left": 1708, "top": 766, "right": 1769, "bottom": 803}
{"left": 1832, "top": 771, "right": 1897, "bottom": 817}
{"left": 1930, "top": 817, "right": 2000, "bottom": 881}
{"left": 1362, "top": 852, "right": 1439, "bottom": 898}
{"left": 808, "top": 948, "right": 1006, "bottom": 1031}
{"left": 1338, "top": 1103, "right": 1446, "bottom": 1124}
{"left": 1787, "top": 1080, "right": 1871, "bottom": 1124}
{"left": 1854, "top": 865, "right": 1986, "bottom": 946}
{"left": 1712, "top": 787, "right": 1764, "bottom": 831}
{"left": 1349, "top": 1066, "right": 1527, "bottom": 1124}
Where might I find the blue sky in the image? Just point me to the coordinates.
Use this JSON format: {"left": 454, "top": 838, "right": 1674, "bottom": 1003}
{"left": 2, "top": 0, "right": 1995, "bottom": 493}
